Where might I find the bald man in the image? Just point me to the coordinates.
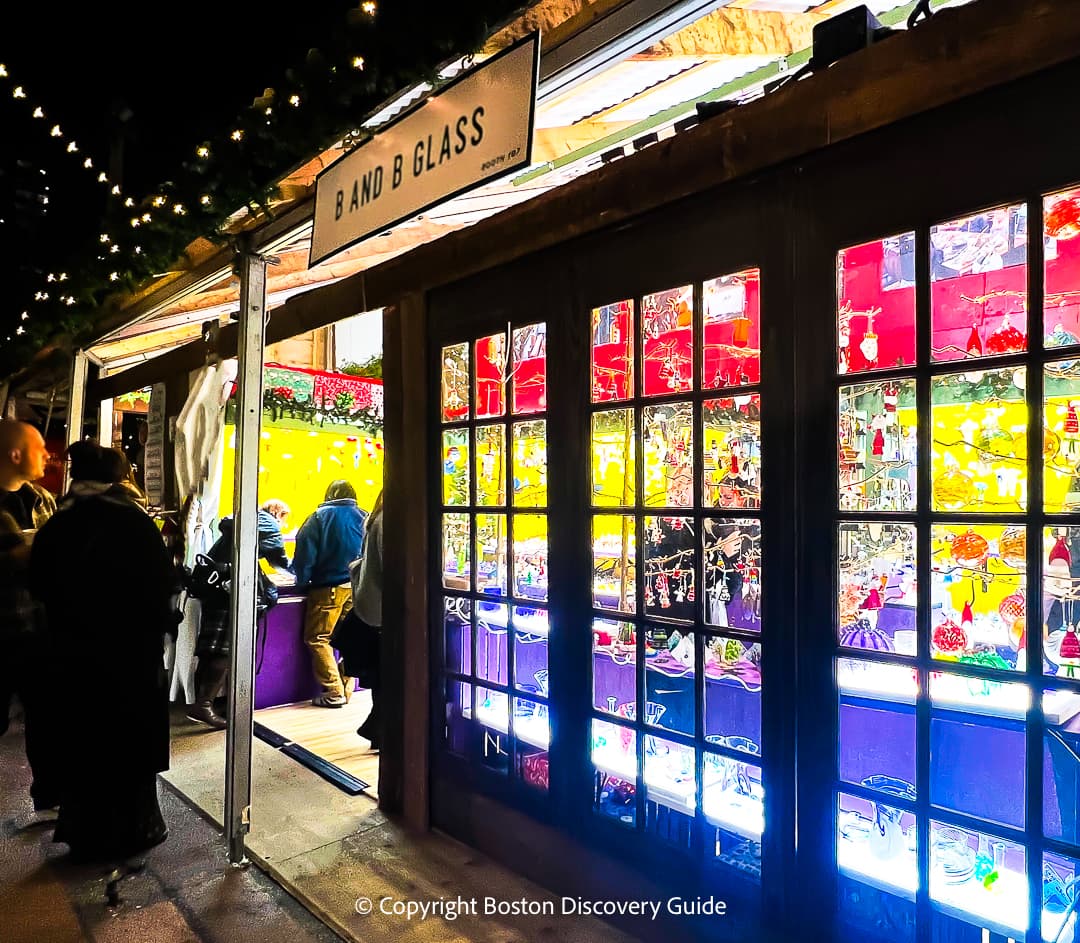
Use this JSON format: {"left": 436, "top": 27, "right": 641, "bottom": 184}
{"left": 0, "top": 420, "right": 60, "bottom": 820}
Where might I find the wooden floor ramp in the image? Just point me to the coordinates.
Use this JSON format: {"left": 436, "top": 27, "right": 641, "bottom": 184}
{"left": 254, "top": 696, "right": 379, "bottom": 798}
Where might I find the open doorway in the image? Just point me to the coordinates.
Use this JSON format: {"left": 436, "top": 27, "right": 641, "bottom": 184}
{"left": 173, "top": 309, "right": 384, "bottom": 802}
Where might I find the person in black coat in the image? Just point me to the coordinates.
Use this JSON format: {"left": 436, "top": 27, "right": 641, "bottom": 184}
{"left": 29, "top": 442, "right": 174, "bottom": 862}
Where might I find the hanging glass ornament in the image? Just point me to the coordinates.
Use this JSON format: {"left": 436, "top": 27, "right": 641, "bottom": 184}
{"left": 859, "top": 330, "right": 879, "bottom": 365}
{"left": 933, "top": 468, "right": 975, "bottom": 511}
{"left": 1046, "top": 534, "right": 1073, "bottom": 598}
{"left": 932, "top": 618, "right": 968, "bottom": 656}
{"left": 984, "top": 315, "right": 1027, "bottom": 355}
{"left": 998, "top": 591, "right": 1025, "bottom": 623}
{"left": 729, "top": 311, "right": 751, "bottom": 347}
{"left": 998, "top": 526, "right": 1026, "bottom": 568}
{"left": 975, "top": 423, "right": 1013, "bottom": 464}
{"left": 966, "top": 323, "right": 983, "bottom": 357}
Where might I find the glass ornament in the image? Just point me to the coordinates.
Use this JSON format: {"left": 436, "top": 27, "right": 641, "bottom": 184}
{"left": 985, "top": 315, "right": 1027, "bottom": 355}
{"left": 933, "top": 468, "right": 975, "bottom": 511}
{"left": 951, "top": 529, "right": 990, "bottom": 569}
{"left": 999, "top": 526, "right": 1026, "bottom": 568}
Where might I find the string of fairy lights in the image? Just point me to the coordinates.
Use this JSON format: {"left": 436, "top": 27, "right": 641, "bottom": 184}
{"left": 0, "top": 0, "right": 523, "bottom": 370}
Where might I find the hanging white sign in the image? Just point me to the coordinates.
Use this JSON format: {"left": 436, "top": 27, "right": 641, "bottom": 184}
{"left": 310, "top": 32, "right": 539, "bottom": 267}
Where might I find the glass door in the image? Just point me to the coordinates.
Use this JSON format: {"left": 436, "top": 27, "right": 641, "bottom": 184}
{"left": 832, "top": 186, "right": 1080, "bottom": 943}
{"left": 587, "top": 268, "right": 767, "bottom": 879}
{"left": 437, "top": 323, "right": 553, "bottom": 793}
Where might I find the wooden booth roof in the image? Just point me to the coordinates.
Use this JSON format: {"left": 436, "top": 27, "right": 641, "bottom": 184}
{"left": 86, "top": 0, "right": 919, "bottom": 376}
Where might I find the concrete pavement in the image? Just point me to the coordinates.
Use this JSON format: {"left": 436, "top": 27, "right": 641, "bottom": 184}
{"left": 0, "top": 714, "right": 343, "bottom": 943}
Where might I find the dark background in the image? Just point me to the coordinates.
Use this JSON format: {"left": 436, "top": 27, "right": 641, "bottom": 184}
{"left": 0, "top": 2, "right": 360, "bottom": 333}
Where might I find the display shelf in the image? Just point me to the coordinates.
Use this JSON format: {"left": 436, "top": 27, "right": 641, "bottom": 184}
{"left": 702, "top": 783, "right": 764, "bottom": 840}
{"left": 587, "top": 742, "right": 764, "bottom": 841}
{"left": 838, "top": 846, "right": 1044, "bottom": 940}
{"left": 466, "top": 700, "right": 551, "bottom": 750}
{"left": 836, "top": 662, "right": 1080, "bottom": 725}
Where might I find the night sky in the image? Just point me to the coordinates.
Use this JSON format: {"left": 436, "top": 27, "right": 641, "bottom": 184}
{"left": 0, "top": 2, "right": 361, "bottom": 337}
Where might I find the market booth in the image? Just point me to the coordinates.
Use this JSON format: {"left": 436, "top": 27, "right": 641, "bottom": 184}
{"left": 65, "top": 1, "right": 1080, "bottom": 941}
{"left": 419, "top": 30, "right": 1080, "bottom": 943}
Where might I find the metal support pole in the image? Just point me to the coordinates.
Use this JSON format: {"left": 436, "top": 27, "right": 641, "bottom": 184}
{"left": 65, "top": 351, "right": 90, "bottom": 492}
{"left": 98, "top": 367, "right": 114, "bottom": 449}
{"left": 224, "top": 240, "right": 267, "bottom": 866}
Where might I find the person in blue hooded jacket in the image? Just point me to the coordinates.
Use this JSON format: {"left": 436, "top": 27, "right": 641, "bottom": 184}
{"left": 293, "top": 480, "right": 367, "bottom": 707}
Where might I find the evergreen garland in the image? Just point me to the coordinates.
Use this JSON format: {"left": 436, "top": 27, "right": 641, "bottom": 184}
{"left": 2, "top": 0, "right": 525, "bottom": 378}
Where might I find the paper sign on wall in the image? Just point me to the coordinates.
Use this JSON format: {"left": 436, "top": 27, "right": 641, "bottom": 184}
{"left": 310, "top": 32, "right": 539, "bottom": 267}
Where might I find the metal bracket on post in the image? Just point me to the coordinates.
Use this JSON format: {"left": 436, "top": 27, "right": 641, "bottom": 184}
{"left": 224, "top": 236, "right": 268, "bottom": 866}
{"left": 64, "top": 351, "right": 90, "bottom": 493}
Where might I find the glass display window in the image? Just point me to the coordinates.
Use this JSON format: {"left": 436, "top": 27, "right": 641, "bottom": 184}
{"left": 475, "top": 513, "right": 508, "bottom": 596}
{"left": 703, "top": 268, "right": 761, "bottom": 388}
{"left": 442, "top": 429, "right": 470, "bottom": 506}
{"left": 836, "top": 790, "right": 917, "bottom": 943}
{"left": 588, "top": 272, "right": 764, "bottom": 883}
{"left": 703, "top": 518, "right": 761, "bottom": 633}
{"left": 513, "top": 697, "right": 550, "bottom": 792}
{"left": 928, "top": 823, "right": 1026, "bottom": 941}
{"left": 1043, "top": 527, "right": 1080, "bottom": 679}
{"left": 475, "top": 424, "right": 506, "bottom": 507}
{"left": 838, "top": 379, "right": 917, "bottom": 512}
{"left": 441, "top": 342, "right": 470, "bottom": 422}
{"left": 1045, "top": 186, "right": 1080, "bottom": 351}
{"left": 642, "top": 401, "right": 693, "bottom": 508}
{"left": 644, "top": 516, "right": 696, "bottom": 622}
{"left": 442, "top": 514, "right": 471, "bottom": 591}
{"left": 475, "top": 602, "right": 508, "bottom": 686}
{"left": 591, "top": 299, "right": 634, "bottom": 403}
{"left": 1045, "top": 360, "right": 1080, "bottom": 513}
{"left": 475, "top": 333, "right": 507, "bottom": 419}
{"left": 703, "top": 634, "right": 761, "bottom": 749}
{"left": 642, "top": 285, "right": 693, "bottom": 397}
{"left": 512, "top": 420, "right": 547, "bottom": 508}
{"left": 592, "top": 409, "right": 636, "bottom": 508}
{"left": 511, "top": 323, "right": 547, "bottom": 416}
{"left": 838, "top": 522, "right": 917, "bottom": 656}
{"left": 644, "top": 735, "right": 696, "bottom": 848}
{"left": 929, "top": 679, "right": 1027, "bottom": 829}
{"left": 930, "top": 524, "right": 1026, "bottom": 672}
{"left": 1042, "top": 688, "right": 1080, "bottom": 847}
{"left": 513, "top": 606, "right": 549, "bottom": 702}
{"left": 644, "top": 626, "right": 695, "bottom": 736}
{"left": 593, "top": 619, "right": 637, "bottom": 718}
{"left": 832, "top": 207, "right": 1050, "bottom": 942}
{"left": 593, "top": 514, "right": 636, "bottom": 613}
{"left": 475, "top": 686, "right": 511, "bottom": 775}
{"left": 930, "top": 368, "right": 1027, "bottom": 513}
{"left": 434, "top": 325, "right": 550, "bottom": 798}
{"left": 1042, "top": 851, "right": 1080, "bottom": 943}
{"left": 930, "top": 205, "right": 1028, "bottom": 363}
{"left": 702, "top": 750, "right": 763, "bottom": 863}
{"left": 592, "top": 717, "right": 638, "bottom": 828}
{"left": 837, "top": 234, "right": 917, "bottom": 374}
{"left": 703, "top": 395, "right": 761, "bottom": 509}
{"left": 444, "top": 597, "right": 472, "bottom": 676}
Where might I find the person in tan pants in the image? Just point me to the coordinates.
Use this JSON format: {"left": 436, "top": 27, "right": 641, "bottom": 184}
{"left": 292, "top": 481, "right": 368, "bottom": 707}
{"left": 303, "top": 584, "right": 353, "bottom": 701}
